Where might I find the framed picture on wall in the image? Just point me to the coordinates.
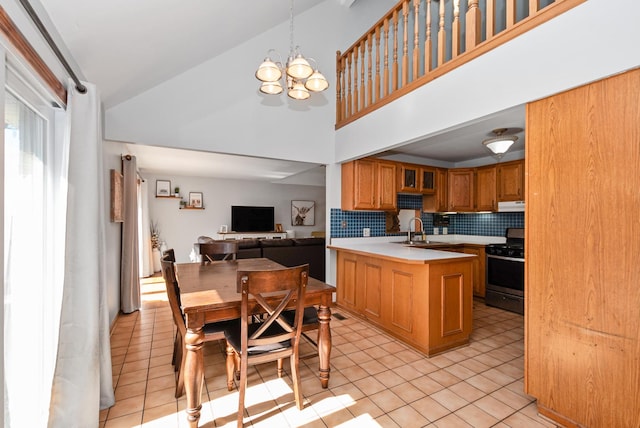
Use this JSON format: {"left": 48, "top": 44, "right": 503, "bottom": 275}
{"left": 291, "top": 200, "right": 315, "bottom": 226}
{"left": 156, "top": 180, "right": 171, "bottom": 197}
{"left": 189, "top": 192, "right": 203, "bottom": 208}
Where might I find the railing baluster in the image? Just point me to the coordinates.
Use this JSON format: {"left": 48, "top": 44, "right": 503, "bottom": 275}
{"left": 367, "top": 34, "right": 373, "bottom": 106}
{"left": 425, "top": 0, "right": 432, "bottom": 73}
{"left": 341, "top": 55, "right": 346, "bottom": 119}
{"left": 336, "top": 50, "right": 342, "bottom": 124}
{"left": 402, "top": 1, "right": 409, "bottom": 86}
{"left": 383, "top": 19, "right": 389, "bottom": 97}
{"left": 452, "top": 0, "right": 461, "bottom": 57}
{"left": 486, "top": 0, "right": 495, "bottom": 39}
{"left": 437, "top": 0, "right": 445, "bottom": 66}
{"left": 506, "top": 0, "right": 516, "bottom": 27}
{"left": 466, "top": 0, "right": 481, "bottom": 49}
{"left": 530, "top": 0, "right": 540, "bottom": 15}
{"left": 347, "top": 52, "right": 352, "bottom": 118}
{"left": 353, "top": 47, "right": 359, "bottom": 113}
{"left": 392, "top": 9, "right": 399, "bottom": 91}
{"left": 375, "top": 25, "right": 381, "bottom": 102}
{"left": 360, "top": 42, "right": 366, "bottom": 110}
{"left": 413, "top": 0, "right": 420, "bottom": 78}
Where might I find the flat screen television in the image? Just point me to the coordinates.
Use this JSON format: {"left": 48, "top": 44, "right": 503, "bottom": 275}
{"left": 231, "top": 206, "right": 275, "bottom": 232}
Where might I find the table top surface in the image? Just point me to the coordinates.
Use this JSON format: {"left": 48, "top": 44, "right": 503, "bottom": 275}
{"left": 175, "top": 258, "right": 333, "bottom": 314}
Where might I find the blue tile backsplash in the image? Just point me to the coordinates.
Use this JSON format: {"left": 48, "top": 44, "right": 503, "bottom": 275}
{"left": 331, "top": 194, "right": 524, "bottom": 238}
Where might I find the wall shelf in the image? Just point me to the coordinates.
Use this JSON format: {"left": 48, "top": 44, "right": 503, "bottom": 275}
{"left": 156, "top": 195, "right": 180, "bottom": 199}
{"left": 180, "top": 206, "right": 204, "bottom": 210}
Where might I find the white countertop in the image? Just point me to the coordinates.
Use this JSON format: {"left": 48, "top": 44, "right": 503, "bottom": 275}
{"left": 328, "top": 234, "right": 505, "bottom": 262}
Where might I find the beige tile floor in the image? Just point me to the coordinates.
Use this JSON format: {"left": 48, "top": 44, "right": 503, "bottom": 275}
{"left": 101, "top": 276, "right": 558, "bottom": 427}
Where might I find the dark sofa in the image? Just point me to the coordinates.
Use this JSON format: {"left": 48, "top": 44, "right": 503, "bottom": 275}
{"left": 196, "top": 237, "right": 326, "bottom": 281}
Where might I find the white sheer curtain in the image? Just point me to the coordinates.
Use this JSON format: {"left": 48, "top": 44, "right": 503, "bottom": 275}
{"left": 48, "top": 81, "right": 115, "bottom": 426}
{"left": 3, "top": 86, "right": 64, "bottom": 427}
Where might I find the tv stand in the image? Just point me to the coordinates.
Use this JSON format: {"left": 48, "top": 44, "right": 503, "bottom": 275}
{"left": 217, "top": 231, "right": 288, "bottom": 240}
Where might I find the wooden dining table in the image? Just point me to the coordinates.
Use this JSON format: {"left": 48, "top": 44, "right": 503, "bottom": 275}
{"left": 174, "top": 258, "right": 334, "bottom": 428}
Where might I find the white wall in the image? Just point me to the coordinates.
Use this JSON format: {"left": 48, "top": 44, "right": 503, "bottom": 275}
{"left": 145, "top": 172, "right": 326, "bottom": 263}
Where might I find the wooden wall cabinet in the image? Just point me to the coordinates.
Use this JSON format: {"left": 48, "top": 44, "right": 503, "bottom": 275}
{"left": 398, "top": 164, "right": 420, "bottom": 193}
{"left": 420, "top": 166, "right": 436, "bottom": 193}
{"left": 423, "top": 167, "right": 448, "bottom": 212}
{"left": 342, "top": 159, "right": 397, "bottom": 211}
{"left": 475, "top": 165, "right": 497, "bottom": 211}
{"left": 497, "top": 159, "right": 524, "bottom": 201}
{"left": 398, "top": 163, "right": 437, "bottom": 194}
{"left": 447, "top": 169, "right": 475, "bottom": 211}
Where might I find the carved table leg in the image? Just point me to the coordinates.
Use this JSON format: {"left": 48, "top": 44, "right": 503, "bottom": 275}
{"left": 317, "top": 302, "right": 332, "bottom": 388}
{"left": 226, "top": 342, "right": 235, "bottom": 391}
{"left": 184, "top": 314, "right": 205, "bottom": 428}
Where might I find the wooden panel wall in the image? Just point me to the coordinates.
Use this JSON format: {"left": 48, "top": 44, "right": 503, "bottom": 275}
{"left": 525, "top": 68, "right": 640, "bottom": 427}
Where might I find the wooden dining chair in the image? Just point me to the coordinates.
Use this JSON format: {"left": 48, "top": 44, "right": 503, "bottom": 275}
{"left": 224, "top": 264, "right": 309, "bottom": 428}
{"left": 160, "top": 255, "right": 232, "bottom": 398}
{"left": 199, "top": 241, "right": 239, "bottom": 265}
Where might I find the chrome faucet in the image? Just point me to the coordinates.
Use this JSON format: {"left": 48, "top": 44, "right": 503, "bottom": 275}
{"left": 407, "top": 217, "right": 424, "bottom": 242}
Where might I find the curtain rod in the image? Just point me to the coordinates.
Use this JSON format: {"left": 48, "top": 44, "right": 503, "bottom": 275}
{"left": 18, "top": 0, "right": 86, "bottom": 94}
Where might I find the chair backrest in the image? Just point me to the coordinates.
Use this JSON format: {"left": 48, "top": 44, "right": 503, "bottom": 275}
{"left": 237, "top": 264, "right": 309, "bottom": 353}
{"left": 200, "top": 241, "right": 239, "bottom": 265}
{"left": 161, "top": 258, "right": 186, "bottom": 337}
{"left": 162, "top": 248, "right": 176, "bottom": 262}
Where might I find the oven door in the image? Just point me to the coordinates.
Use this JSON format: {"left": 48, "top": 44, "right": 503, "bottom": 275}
{"left": 486, "top": 254, "right": 524, "bottom": 297}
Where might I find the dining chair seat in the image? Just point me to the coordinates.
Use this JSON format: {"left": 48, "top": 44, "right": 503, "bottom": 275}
{"left": 225, "top": 321, "right": 290, "bottom": 356}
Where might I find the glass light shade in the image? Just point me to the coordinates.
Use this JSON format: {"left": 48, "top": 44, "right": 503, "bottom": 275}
{"left": 286, "top": 55, "right": 313, "bottom": 79}
{"left": 304, "top": 70, "right": 329, "bottom": 92}
{"left": 259, "top": 80, "right": 283, "bottom": 95}
{"left": 483, "top": 136, "right": 517, "bottom": 155}
{"left": 288, "top": 81, "right": 310, "bottom": 100}
{"left": 255, "top": 59, "right": 282, "bottom": 82}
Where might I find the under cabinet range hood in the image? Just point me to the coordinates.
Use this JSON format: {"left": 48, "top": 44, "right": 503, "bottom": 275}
{"left": 498, "top": 201, "right": 525, "bottom": 212}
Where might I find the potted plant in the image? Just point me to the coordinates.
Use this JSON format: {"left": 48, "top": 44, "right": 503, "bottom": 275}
{"left": 174, "top": 186, "right": 180, "bottom": 197}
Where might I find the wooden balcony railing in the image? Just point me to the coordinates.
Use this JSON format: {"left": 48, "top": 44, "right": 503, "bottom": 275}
{"left": 335, "top": 0, "right": 585, "bottom": 129}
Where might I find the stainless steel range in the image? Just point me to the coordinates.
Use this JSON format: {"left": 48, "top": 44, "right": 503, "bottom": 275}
{"left": 485, "top": 228, "right": 524, "bottom": 315}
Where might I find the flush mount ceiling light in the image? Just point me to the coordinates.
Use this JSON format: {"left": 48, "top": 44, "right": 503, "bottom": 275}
{"left": 482, "top": 128, "right": 518, "bottom": 159}
{"left": 255, "top": 0, "right": 329, "bottom": 100}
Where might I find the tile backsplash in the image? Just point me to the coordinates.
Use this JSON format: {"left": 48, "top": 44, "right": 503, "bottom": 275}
{"left": 331, "top": 195, "right": 524, "bottom": 238}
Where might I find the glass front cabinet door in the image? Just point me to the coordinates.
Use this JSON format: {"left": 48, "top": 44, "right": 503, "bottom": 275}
{"left": 398, "top": 164, "right": 419, "bottom": 193}
{"left": 420, "top": 167, "right": 436, "bottom": 194}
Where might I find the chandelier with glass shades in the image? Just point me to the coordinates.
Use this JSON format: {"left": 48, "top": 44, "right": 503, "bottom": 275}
{"left": 482, "top": 128, "right": 518, "bottom": 159}
{"left": 255, "top": 0, "right": 329, "bottom": 100}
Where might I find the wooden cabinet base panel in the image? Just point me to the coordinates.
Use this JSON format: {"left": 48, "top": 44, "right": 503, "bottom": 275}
{"left": 537, "top": 404, "right": 581, "bottom": 428}
{"left": 334, "top": 303, "right": 470, "bottom": 357}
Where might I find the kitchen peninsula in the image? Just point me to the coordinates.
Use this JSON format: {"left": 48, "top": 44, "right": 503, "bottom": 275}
{"left": 329, "top": 238, "right": 479, "bottom": 356}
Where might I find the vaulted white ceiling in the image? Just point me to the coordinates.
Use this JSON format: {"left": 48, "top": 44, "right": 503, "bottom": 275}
{"left": 38, "top": 0, "right": 331, "bottom": 108}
